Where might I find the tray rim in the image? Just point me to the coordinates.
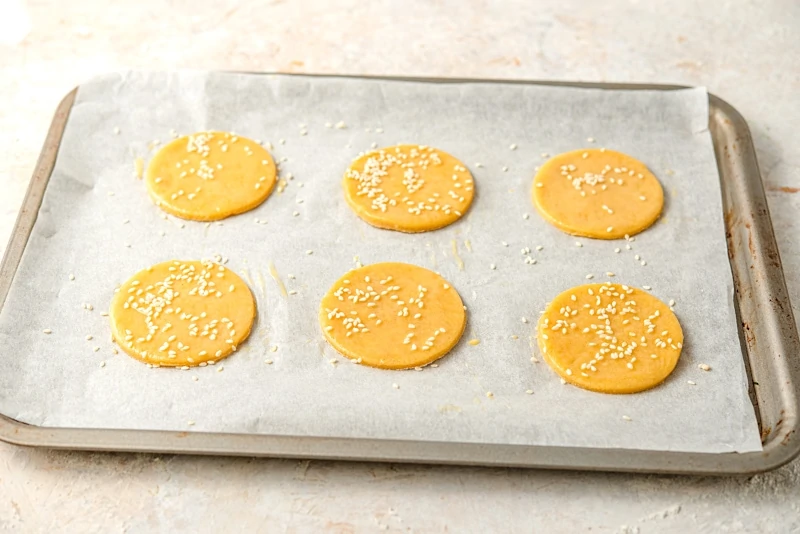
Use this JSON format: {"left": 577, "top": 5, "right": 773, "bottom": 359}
{"left": 0, "top": 73, "right": 797, "bottom": 475}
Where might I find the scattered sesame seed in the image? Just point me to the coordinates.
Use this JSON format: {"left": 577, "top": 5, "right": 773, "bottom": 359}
{"left": 536, "top": 245, "right": 543, "bottom": 251}
{"left": 687, "top": 380, "right": 696, "bottom": 385}
{"left": 270, "top": 345, "right": 278, "bottom": 352}
{"left": 585, "top": 274, "right": 594, "bottom": 279}
{"left": 490, "top": 263, "right": 496, "bottom": 270}
{"left": 113, "top": 126, "right": 120, "bottom": 135}
{"left": 93, "top": 347, "right": 100, "bottom": 352}
{"left": 587, "top": 137, "right": 595, "bottom": 143}
{"left": 522, "top": 213, "right": 530, "bottom": 220}
{"left": 699, "top": 363, "right": 711, "bottom": 371}
{"left": 187, "top": 421, "right": 195, "bottom": 426}
{"left": 43, "top": 329, "right": 52, "bottom": 334}
{"left": 541, "top": 152, "right": 549, "bottom": 158}
{"left": 509, "top": 143, "right": 517, "bottom": 151}
{"left": 99, "top": 361, "right": 106, "bottom": 368}
{"left": 485, "top": 391, "right": 494, "bottom": 398}
{"left": 265, "top": 359, "right": 273, "bottom": 365}
{"left": 575, "top": 242, "right": 582, "bottom": 247}
{"left": 69, "top": 274, "right": 75, "bottom": 281}
{"left": 469, "top": 339, "right": 480, "bottom": 346}
{"left": 334, "top": 121, "right": 347, "bottom": 129}
{"left": 669, "top": 299, "right": 676, "bottom": 307}
{"left": 502, "top": 166, "right": 508, "bottom": 172}
{"left": 85, "top": 335, "right": 93, "bottom": 341}
{"left": 643, "top": 285, "right": 652, "bottom": 290}
{"left": 622, "top": 415, "right": 632, "bottom": 421}
{"left": 606, "top": 272, "right": 615, "bottom": 277}
{"left": 560, "top": 378, "right": 567, "bottom": 385}
{"left": 325, "top": 122, "right": 332, "bottom": 128}
{"left": 640, "top": 260, "right": 647, "bottom": 266}
{"left": 392, "top": 383, "right": 399, "bottom": 389}
{"left": 525, "top": 389, "right": 534, "bottom": 395}
{"left": 475, "top": 163, "right": 483, "bottom": 168}
{"left": 521, "top": 317, "right": 528, "bottom": 323}
{"left": 306, "top": 250, "right": 314, "bottom": 255}
{"left": 614, "top": 248, "right": 621, "bottom": 253}
{"left": 501, "top": 241, "right": 509, "bottom": 247}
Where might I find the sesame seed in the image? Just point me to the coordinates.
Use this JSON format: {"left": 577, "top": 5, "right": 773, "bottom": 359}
{"left": 587, "top": 137, "right": 595, "bottom": 143}
{"left": 606, "top": 272, "right": 615, "bottom": 277}
{"left": 521, "top": 317, "right": 528, "bottom": 323}
{"left": 640, "top": 261, "right": 647, "bottom": 266}
{"left": 43, "top": 329, "right": 52, "bottom": 334}
{"left": 643, "top": 285, "right": 652, "bottom": 290}
{"left": 541, "top": 152, "right": 549, "bottom": 158}
{"left": 522, "top": 213, "right": 530, "bottom": 220}
{"left": 525, "top": 389, "right": 534, "bottom": 395}
{"left": 622, "top": 415, "right": 631, "bottom": 421}
{"left": 509, "top": 143, "right": 517, "bottom": 150}
{"left": 99, "top": 361, "right": 106, "bottom": 368}
{"left": 187, "top": 421, "right": 195, "bottom": 426}
{"left": 69, "top": 273, "right": 75, "bottom": 281}
{"left": 490, "top": 263, "right": 496, "bottom": 270}
{"left": 485, "top": 391, "right": 494, "bottom": 398}
{"left": 606, "top": 226, "right": 613, "bottom": 233}
{"left": 93, "top": 347, "right": 100, "bottom": 352}
{"left": 687, "top": 380, "right": 696, "bottom": 385}
{"left": 335, "top": 121, "right": 347, "bottom": 129}
{"left": 85, "top": 335, "right": 93, "bottom": 341}
{"left": 699, "top": 363, "right": 711, "bottom": 371}
{"left": 614, "top": 248, "right": 621, "bottom": 253}
{"left": 113, "top": 126, "right": 120, "bottom": 135}
{"left": 502, "top": 166, "right": 508, "bottom": 172}
{"left": 585, "top": 274, "right": 594, "bottom": 279}
{"left": 392, "top": 383, "right": 399, "bottom": 389}
{"left": 575, "top": 242, "right": 582, "bottom": 247}
{"left": 306, "top": 250, "right": 313, "bottom": 255}
{"left": 475, "top": 162, "right": 483, "bottom": 168}
{"left": 669, "top": 299, "right": 676, "bottom": 306}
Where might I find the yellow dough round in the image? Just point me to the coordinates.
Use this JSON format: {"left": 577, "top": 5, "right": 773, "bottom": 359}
{"left": 109, "top": 260, "right": 256, "bottom": 367}
{"left": 343, "top": 144, "right": 475, "bottom": 233}
{"left": 537, "top": 283, "right": 683, "bottom": 394}
{"left": 532, "top": 148, "right": 664, "bottom": 239}
{"left": 319, "top": 262, "right": 466, "bottom": 369}
{"left": 145, "top": 131, "right": 277, "bottom": 221}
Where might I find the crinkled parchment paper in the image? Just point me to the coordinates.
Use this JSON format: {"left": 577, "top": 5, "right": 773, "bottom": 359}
{"left": 0, "top": 72, "right": 761, "bottom": 452}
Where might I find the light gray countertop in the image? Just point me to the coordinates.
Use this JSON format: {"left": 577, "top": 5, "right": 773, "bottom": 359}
{"left": 1, "top": 1, "right": 799, "bottom": 532}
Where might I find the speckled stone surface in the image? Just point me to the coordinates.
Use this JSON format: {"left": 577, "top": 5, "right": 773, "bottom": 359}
{"left": 1, "top": 1, "right": 799, "bottom": 532}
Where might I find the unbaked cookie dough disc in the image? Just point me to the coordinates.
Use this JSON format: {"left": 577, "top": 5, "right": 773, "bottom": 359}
{"left": 532, "top": 148, "right": 664, "bottom": 239}
{"left": 110, "top": 260, "right": 256, "bottom": 367}
{"left": 537, "top": 283, "right": 683, "bottom": 393}
{"left": 146, "top": 131, "right": 277, "bottom": 221}
{"left": 319, "top": 262, "right": 466, "bottom": 369}
{"left": 343, "top": 144, "right": 475, "bottom": 233}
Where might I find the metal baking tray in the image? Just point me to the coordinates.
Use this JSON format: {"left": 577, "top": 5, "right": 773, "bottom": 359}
{"left": 1, "top": 75, "right": 798, "bottom": 475}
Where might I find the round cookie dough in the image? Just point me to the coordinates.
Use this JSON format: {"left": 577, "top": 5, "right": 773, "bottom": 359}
{"left": 537, "top": 282, "right": 683, "bottom": 393}
{"left": 319, "top": 262, "right": 466, "bottom": 369}
{"left": 343, "top": 144, "right": 475, "bottom": 233}
{"left": 532, "top": 148, "right": 664, "bottom": 239}
{"left": 146, "top": 131, "right": 277, "bottom": 221}
{"left": 109, "top": 260, "right": 256, "bottom": 367}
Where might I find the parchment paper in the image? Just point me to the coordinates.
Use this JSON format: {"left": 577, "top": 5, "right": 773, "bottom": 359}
{"left": 0, "top": 72, "right": 762, "bottom": 452}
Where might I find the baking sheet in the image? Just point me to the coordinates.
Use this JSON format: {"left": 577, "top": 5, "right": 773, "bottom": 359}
{"left": 0, "top": 72, "right": 761, "bottom": 453}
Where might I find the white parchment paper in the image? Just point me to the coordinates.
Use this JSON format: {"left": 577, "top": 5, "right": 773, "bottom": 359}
{"left": 0, "top": 72, "right": 762, "bottom": 452}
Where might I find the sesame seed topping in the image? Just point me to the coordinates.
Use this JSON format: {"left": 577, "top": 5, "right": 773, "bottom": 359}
{"left": 622, "top": 415, "right": 631, "bottom": 421}
{"left": 585, "top": 274, "right": 594, "bottom": 279}
{"left": 687, "top": 380, "right": 696, "bottom": 385}
{"left": 43, "top": 329, "right": 52, "bottom": 334}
